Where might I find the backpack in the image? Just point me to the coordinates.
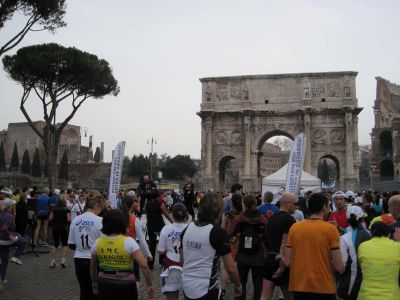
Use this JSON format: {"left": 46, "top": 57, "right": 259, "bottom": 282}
{"left": 238, "top": 222, "right": 263, "bottom": 255}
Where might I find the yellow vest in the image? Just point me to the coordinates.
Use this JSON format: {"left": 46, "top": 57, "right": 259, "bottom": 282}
{"left": 96, "top": 235, "right": 133, "bottom": 272}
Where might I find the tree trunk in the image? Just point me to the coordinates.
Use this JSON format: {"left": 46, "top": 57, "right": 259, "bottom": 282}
{"left": 43, "top": 125, "right": 60, "bottom": 191}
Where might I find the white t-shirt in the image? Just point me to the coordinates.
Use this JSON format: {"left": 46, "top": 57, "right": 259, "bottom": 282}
{"left": 68, "top": 211, "right": 102, "bottom": 259}
{"left": 91, "top": 235, "right": 140, "bottom": 254}
{"left": 70, "top": 201, "right": 85, "bottom": 220}
{"left": 157, "top": 223, "right": 188, "bottom": 263}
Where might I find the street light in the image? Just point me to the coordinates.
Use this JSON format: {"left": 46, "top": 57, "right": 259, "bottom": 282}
{"left": 147, "top": 137, "right": 157, "bottom": 179}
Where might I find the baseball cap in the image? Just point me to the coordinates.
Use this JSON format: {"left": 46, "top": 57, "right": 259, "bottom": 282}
{"left": 333, "top": 191, "right": 346, "bottom": 199}
{"left": 2, "top": 198, "right": 16, "bottom": 209}
{"left": 126, "top": 190, "right": 136, "bottom": 197}
{"left": 354, "top": 196, "right": 363, "bottom": 204}
{"left": 346, "top": 205, "right": 364, "bottom": 220}
{"left": 0, "top": 188, "right": 13, "bottom": 196}
{"left": 345, "top": 191, "right": 356, "bottom": 199}
{"left": 54, "top": 189, "right": 61, "bottom": 195}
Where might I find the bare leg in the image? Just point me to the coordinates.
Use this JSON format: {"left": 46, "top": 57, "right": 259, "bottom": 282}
{"left": 280, "top": 285, "right": 292, "bottom": 300}
{"left": 42, "top": 219, "right": 49, "bottom": 242}
{"left": 34, "top": 219, "right": 42, "bottom": 242}
{"left": 51, "top": 246, "right": 57, "bottom": 259}
{"left": 260, "top": 279, "right": 275, "bottom": 300}
{"left": 62, "top": 246, "right": 68, "bottom": 258}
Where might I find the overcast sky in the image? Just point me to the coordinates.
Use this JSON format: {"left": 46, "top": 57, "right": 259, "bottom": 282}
{"left": 1, "top": 0, "right": 399, "bottom": 162}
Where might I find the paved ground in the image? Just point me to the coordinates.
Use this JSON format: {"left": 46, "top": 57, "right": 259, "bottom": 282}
{"left": 2, "top": 215, "right": 279, "bottom": 299}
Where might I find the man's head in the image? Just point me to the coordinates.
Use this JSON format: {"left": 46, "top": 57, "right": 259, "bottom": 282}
{"left": 1, "top": 198, "right": 16, "bottom": 211}
{"left": 263, "top": 191, "right": 274, "bottom": 204}
{"left": 280, "top": 192, "right": 298, "bottom": 214}
{"left": 363, "top": 193, "right": 374, "bottom": 207}
{"left": 305, "top": 190, "right": 313, "bottom": 199}
{"left": 388, "top": 195, "right": 400, "bottom": 219}
{"left": 143, "top": 175, "right": 149, "bottom": 182}
{"left": 42, "top": 187, "right": 50, "bottom": 195}
{"left": 308, "top": 193, "right": 329, "bottom": 216}
{"left": 333, "top": 191, "right": 346, "bottom": 210}
{"left": 231, "top": 183, "right": 243, "bottom": 195}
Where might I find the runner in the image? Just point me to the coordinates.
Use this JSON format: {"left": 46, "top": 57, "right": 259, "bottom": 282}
{"left": 328, "top": 191, "right": 349, "bottom": 234}
{"left": 146, "top": 189, "right": 172, "bottom": 269}
{"left": 228, "top": 194, "right": 267, "bottom": 300}
{"left": 157, "top": 203, "right": 188, "bottom": 300}
{"left": 71, "top": 194, "right": 86, "bottom": 220}
{"left": 68, "top": 191, "right": 104, "bottom": 300}
{"left": 261, "top": 192, "right": 297, "bottom": 300}
{"left": 90, "top": 209, "right": 155, "bottom": 300}
{"left": 34, "top": 187, "right": 50, "bottom": 246}
{"left": 180, "top": 192, "right": 242, "bottom": 300}
{"left": 257, "top": 191, "right": 278, "bottom": 219}
{"left": 121, "top": 194, "right": 152, "bottom": 285}
{"left": 220, "top": 193, "right": 242, "bottom": 299}
{"left": 337, "top": 206, "right": 370, "bottom": 300}
{"left": 49, "top": 196, "right": 71, "bottom": 268}
{"left": 358, "top": 221, "right": 400, "bottom": 300}
{"left": 285, "top": 193, "right": 344, "bottom": 300}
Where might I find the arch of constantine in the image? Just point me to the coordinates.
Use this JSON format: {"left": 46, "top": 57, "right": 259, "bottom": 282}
{"left": 198, "top": 72, "right": 362, "bottom": 192}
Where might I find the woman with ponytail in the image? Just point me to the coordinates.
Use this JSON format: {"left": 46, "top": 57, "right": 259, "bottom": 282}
{"left": 337, "top": 205, "right": 371, "bottom": 300}
{"left": 121, "top": 194, "right": 153, "bottom": 285}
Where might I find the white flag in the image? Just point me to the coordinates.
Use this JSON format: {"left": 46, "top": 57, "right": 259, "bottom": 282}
{"left": 108, "top": 141, "right": 126, "bottom": 208}
{"left": 285, "top": 133, "right": 307, "bottom": 194}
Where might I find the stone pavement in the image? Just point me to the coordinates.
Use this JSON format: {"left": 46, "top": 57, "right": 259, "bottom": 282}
{"left": 2, "top": 245, "right": 282, "bottom": 300}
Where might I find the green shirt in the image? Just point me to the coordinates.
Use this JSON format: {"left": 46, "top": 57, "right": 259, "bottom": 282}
{"left": 358, "top": 237, "right": 400, "bottom": 300}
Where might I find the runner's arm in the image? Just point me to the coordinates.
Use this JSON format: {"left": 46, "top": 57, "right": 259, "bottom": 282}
{"left": 67, "top": 223, "right": 76, "bottom": 250}
{"left": 161, "top": 202, "right": 173, "bottom": 223}
{"left": 283, "top": 246, "right": 291, "bottom": 267}
{"left": 132, "top": 249, "right": 154, "bottom": 289}
{"left": 222, "top": 253, "right": 242, "bottom": 296}
{"left": 90, "top": 253, "right": 99, "bottom": 289}
{"left": 135, "top": 219, "right": 152, "bottom": 258}
{"left": 331, "top": 249, "right": 345, "bottom": 273}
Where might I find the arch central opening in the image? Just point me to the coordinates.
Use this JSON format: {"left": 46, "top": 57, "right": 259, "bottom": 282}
{"left": 257, "top": 131, "right": 293, "bottom": 178}
{"left": 318, "top": 155, "right": 340, "bottom": 190}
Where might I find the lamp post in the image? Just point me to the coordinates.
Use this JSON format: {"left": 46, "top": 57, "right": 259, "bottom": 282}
{"left": 147, "top": 137, "right": 157, "bottom": 179}
{"left": 78, "top": 127, "right": 88, "bottom": 162}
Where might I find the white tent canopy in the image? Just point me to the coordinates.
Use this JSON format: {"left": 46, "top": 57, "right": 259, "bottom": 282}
{"left": 262, "top": 164, "right": 321, "bottom": 201}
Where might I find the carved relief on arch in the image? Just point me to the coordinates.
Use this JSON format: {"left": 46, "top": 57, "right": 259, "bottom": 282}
{"left": 312, "top": 129, "right": 327, "bottom": 143}
{"left": 330, "top": 129, "right": 344, "bottom": 144}
{"left": 214, "top": 131, "right": 227, "bottom": 145}
{"left": 230, "top": 131, "right": 244, "bottom": 144}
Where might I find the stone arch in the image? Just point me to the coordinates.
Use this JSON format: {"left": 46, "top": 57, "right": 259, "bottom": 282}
{"left": 379, "top": 131, "right": 392, "bottom": 155}
{"left": 380, "top": 159, "right": 394, "bottom": 180}
{"left": 255, "top": 130, "right": 294, "bottom": 178}
{"left": 219, "top": 155, "right": 238, "bottom": 192}
{"left": 319, "top": 154, "right": 340, "bottom": 188}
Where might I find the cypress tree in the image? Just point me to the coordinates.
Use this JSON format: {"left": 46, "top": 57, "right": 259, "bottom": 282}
{"left": 31, "top": 148, "right": 41, "bottom": 177}
{"left": 21, "top": 149, "right": 31, "bottom": 174}
{"left": 94, "top": 147, "right": 101, "bottom": 163}
{"left": 59, "top": 150, "right": 69, "bottom": 180}
{"left": 0, "top": 142, "right": 5, "bottom": 171}
{"left": 10, "top": 142, "right": 19, "bottom": 171}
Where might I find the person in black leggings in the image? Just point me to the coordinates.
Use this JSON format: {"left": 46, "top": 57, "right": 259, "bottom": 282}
{"left": 145, "top": 189, "right": 172, "bottom": 269}
{"left": 183, "top": 180, "right": 195, "bottom": 220}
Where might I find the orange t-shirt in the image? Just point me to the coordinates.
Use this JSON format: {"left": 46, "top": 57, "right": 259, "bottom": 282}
{"left": 287, "top": 219, "right": 340, "bottom": 294}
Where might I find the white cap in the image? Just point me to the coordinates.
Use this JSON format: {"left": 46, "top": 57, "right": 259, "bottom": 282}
{"left": 346, "top": 191, "right": 356, "bottom": 199}
{"left": 333, "top": 191, "right": 346, "bottom": 199}
{"left": 126, "top": 190, "right": 136, "bottom": 197}
{"left": 346, "top": 205, "right": 364, "bottom": 220}
{"left": 0, "top": 188, "right": 13, "bottom": 196}
{"left": 2, "top": 198, "right": 16, "bottom": 209}
{"left": 54, "top": 189, "right": 61, "bottom": 195}
{"left": 354, "top": 196, "right": 363, "bottom": 204}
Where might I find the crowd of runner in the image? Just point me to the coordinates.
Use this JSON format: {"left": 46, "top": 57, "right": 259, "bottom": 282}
{"left": 0, "top": 179, "right": 399, "bottom": 299}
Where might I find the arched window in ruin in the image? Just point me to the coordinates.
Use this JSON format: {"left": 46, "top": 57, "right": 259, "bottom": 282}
{"left": 380, "top": 159, "right": 394, "bottom": 180}
{"left": 379, "top": 131, "right": 393, "bottom": 156}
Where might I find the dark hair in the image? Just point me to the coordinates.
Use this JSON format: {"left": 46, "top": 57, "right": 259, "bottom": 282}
{"left": 263, "top": 191, "right": 274, "bottom": 203}
{"left": 121, "top": 195, "right": 136, "bottom": 227}
{"left": 308, "top": 193, "right": 329, "bottom": 214}
{"left": 102, "top": 209, "right": 127, "bottom": 235}
{"left": 348, "top": 214, "right": 363, "bottom": 229}
{"left": 231, "top": 193, "right": 243, "bottom": 213}
{"left": 370, "top": 221, "right": 391, "bottom": 238}
{"left": 67, "top": 188, "right": 73, "bottom": 195}
{"left": 243, "top": 194, "right": 257, "bottom": 212}
{"left": 150, "top": 189, "right": 160, "bottom": 200}
{"left": 364, "top": 193, "right": 374, "bottom": 203}
{"left": 198, "top": 192, "right": 223, "bottom": 223}
{"left": 231, "top": 183, "right": 243, "bottom": 194}
{"left": 172, "top": 203, "right": 187, "bottom": 221}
